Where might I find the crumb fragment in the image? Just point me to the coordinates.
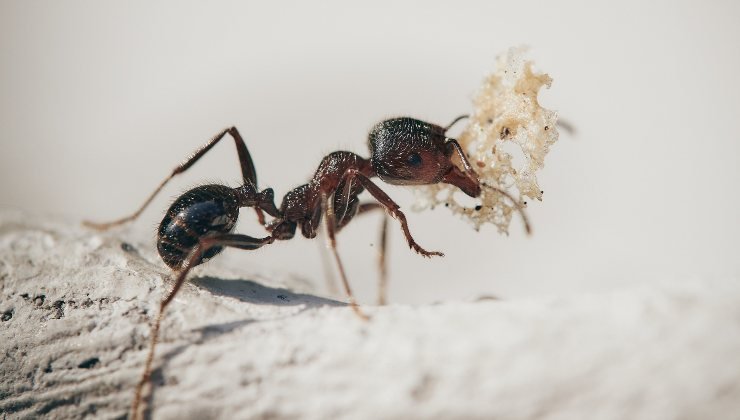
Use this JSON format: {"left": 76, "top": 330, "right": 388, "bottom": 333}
{"left": 413, "top": 47, "right": 559, "bottom": 233}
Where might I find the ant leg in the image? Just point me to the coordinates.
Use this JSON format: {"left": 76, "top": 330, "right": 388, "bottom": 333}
{"left": 131, "top": 233, "right": 273, "bottom": 420}
{"left": 320, "top": 193, "right": 370, "bottom": 321}
{"left": 318, "top": 203, "right": 386, "bottom": 301}
{"left": 444, "top": 114, "right": 470, "bottom": 133}
{"left": 481, "top": 183, "right": 532, "bottom": 235}
{"left": 85, "top": 126, "right": 261, "bottom": 230}
{"left": 316, "top": 230, "right": 340, "bottom": 296}
{"left": 346, "top": 170, "right": 444, "bottom": 258}
{"left": 330, "top": 181, "right": 388, "bottom": 304}
{"left": 445, "top": 139, "right": 478, "bottom": 179}
{"left": 356, "top": 203, "right": 389, "bottom": 305}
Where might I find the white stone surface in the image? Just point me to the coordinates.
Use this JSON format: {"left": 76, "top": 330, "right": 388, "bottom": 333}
{"left": 2, "top": 211, "right": 739, "bottom": 419}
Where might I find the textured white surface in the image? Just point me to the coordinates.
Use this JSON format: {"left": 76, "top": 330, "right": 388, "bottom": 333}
{"left": 2, "top": 211, "right": 740, "bottom": 419}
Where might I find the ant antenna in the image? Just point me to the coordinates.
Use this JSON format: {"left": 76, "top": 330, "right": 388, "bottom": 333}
{"left": 444, "top": 114, "right": 470, "bottom": 133}
{"left": 481, "top": 183, "right": 532, "bottom": 235}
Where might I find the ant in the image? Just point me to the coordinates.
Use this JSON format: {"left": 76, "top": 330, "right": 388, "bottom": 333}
{"left": 84, "top": 116, "right": 531, "bottom": 419}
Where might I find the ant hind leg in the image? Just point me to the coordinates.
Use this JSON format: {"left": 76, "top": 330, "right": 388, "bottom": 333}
{"left": 131, "top": 233, "right": 274, "bottom": 420}
{"left": 84, "top": 126, "right": 261, "bottom": 230}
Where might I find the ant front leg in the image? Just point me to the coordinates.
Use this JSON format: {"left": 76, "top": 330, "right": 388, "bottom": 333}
{"left": 344, "top": 169, "right": 444, "bottom": 258}
{"left": 131, "top": 233, "right": 274, "bottom": 420}
{"left": 85, "top": 126, "right": 265, "bottom": 230}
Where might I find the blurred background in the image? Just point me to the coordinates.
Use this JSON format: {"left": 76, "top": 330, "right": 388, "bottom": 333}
{"left": 1, "top": 1, "right": 738, "bottom": 304}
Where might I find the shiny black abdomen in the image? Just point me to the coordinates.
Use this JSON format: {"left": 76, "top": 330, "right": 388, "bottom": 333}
{"left": 157, "top": 184, "right": 239, "bottom": 268}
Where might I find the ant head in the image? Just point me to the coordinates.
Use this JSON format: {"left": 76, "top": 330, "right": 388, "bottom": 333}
{"left": 368, "top": 117, "right": 481, "bottom": 197}
{"left": 369, "top": 118, "right": 452, "bottom": 185}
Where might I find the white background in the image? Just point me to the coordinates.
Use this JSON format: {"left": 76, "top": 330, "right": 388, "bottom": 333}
{"left": 2, "top": 1, "right": 739, "bottom": 304}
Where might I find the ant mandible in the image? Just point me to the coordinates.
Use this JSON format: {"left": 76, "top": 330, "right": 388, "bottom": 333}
{"left": 84, "top": 115, "right": 531, "bottom": 418}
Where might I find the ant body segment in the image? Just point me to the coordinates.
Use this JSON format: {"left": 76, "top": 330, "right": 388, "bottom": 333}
{"left": 84, "top": 116, "right": 531, "bottom": 418}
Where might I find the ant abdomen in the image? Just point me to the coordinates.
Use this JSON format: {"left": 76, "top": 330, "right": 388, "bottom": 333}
{"left": 157, "top": 184, "right": 240, "bottom": 269}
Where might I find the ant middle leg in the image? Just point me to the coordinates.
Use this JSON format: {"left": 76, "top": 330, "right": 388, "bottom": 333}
{"left": 85, "top": 126, "right": 263, "bottom": 230}
{"left": 332, "top": 180, "right": 389, "bottom": 304}
{"left": 131, "top": 232, "right": 274, "bottom": 420}
{"left": 320, "top": 192, "right": 370, "bottom": 321}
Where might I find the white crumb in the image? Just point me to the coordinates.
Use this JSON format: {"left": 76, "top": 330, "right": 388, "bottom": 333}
{"left": 414, "top": 47, "right": 559, "bottom": 233}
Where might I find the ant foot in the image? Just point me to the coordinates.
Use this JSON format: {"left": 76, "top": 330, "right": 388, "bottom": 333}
{"left": 82, "top": 220, "right": 115, "bottom": 231}
{"left": 82, "top": 215, "right": 137, "bottom": 231}
{"left": 411, "top": 243, "right": 444, "bottom": 258}
{"left": 349, "top": 303, "right": 371, "bottom": 321}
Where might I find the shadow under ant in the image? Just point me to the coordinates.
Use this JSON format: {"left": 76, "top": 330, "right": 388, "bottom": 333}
{"left": 190, "top": 276, "right": 345, "bottom": 308}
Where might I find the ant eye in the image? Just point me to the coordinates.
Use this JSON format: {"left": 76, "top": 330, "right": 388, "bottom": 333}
{"left": 406, "top": 153, "right": 422, "bottom": 167}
